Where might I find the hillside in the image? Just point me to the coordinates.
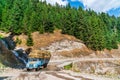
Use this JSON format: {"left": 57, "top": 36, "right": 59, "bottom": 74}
{"left": 13, "top": 30, "right": 78, "bottom": 49}
{"left": 1, "top": 30, "right": 120, "bottom": 60}
{"left": 13, "top": 30, "right": 92, "bottom": 58}
{"left": 0, "top": 31, "right": 120, "bottom": 80}
{"left": 12, "top": 30, "right": 120, "bottom": 59}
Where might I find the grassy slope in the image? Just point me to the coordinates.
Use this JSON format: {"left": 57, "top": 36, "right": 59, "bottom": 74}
{"left": 14, "top": 30, "right": 79, "bottom": 49}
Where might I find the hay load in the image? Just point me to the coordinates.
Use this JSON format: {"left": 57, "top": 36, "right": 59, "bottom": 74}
{"left": 28, "top": 50, "right": 51, "bottom": 59}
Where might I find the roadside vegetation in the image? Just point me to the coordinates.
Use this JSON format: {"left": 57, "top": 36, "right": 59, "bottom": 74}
{"left": 64, "top": 63, "right": 72, "bottom": 70}
{"left": 15, "top": 37, "right": 22, "bottom": 45}
{"left": 0, "top": 34, "right": 4, "bottom": 39}
{"left": 0, "top": 0, "right": 120, "bottom": 51}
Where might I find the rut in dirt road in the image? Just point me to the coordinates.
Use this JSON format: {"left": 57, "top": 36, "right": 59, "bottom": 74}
{"left": 45, "top": 71, "right": 92, "bottom": 80}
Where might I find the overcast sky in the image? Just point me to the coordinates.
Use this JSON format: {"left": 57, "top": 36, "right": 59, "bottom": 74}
{"left": 40, "top": 0, "right": 120, "bottom": 17}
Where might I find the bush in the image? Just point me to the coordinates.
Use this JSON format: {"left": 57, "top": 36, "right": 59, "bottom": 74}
{"left": 0, "top": 34, "right": 4, "bottom": 39}
{"left": 15, "top": 37, "right": 22, "bottom": 44}
{"left": 26, "top": 34, "right": 34, "bottom": 46}
{"left": 64, "top": 63, "right": 72, "bottom": 70}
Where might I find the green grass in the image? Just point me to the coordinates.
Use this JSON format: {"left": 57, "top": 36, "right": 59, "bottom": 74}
{"left": 64, "top": 63, "right": 72, "bottom": 70}
{"left": 0, "top": 34, "right": 4, "bottom": 39}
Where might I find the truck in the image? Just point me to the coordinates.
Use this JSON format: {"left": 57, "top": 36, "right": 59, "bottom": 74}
{"left": 26, "top": 50, "right": 51, "bottom": 71}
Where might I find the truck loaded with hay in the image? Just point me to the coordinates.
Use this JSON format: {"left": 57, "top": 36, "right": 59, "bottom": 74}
{"left": 26, "top": 50, "right": 51, "bottom": 71}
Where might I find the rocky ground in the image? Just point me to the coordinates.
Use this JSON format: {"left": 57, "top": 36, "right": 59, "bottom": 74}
{"left": 0, "top": 58, "right": 120, "bottom": 80}
{"left": 0, "top": 69, "right": 92, "bottom": 80}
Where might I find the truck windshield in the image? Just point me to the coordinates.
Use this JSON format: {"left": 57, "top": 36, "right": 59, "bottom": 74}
{"left": 29, "top": 58, "right": 37, "bottom": 61}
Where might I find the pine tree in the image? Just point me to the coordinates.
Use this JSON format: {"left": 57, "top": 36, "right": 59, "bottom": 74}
{"left": 26, "top": 34, "right": 34, "bottom": 46}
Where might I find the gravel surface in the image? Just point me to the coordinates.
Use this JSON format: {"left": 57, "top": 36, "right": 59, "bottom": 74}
{"left": 0, "top": 58, "right": 120, "bottom": 80}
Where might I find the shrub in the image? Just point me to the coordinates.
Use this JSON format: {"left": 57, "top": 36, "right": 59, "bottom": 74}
{"left": 15, "top": 37, "right": 22, "bottom": 44}
{"left": 0, "top": 34, "right": 4, "bottom": 39}
{"left": 64, "top": 63, "right": 72, "bottom": 70}
{"left": 26, "top": 34, "right": 34, "bottom": 46}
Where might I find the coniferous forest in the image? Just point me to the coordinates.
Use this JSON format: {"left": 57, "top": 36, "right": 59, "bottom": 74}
{"left": 0, "top": 0, "right": 120, "bottom": 50}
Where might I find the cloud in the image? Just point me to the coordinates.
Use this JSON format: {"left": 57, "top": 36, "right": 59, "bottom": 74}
{"left": 40, "top": 0, "right": 68, "bottom": 6}
{"left": 40, "top": 0, "right": 119, "bottom": 12}
{"left": 71, "top": 0, "right": 120, "bottom": 12}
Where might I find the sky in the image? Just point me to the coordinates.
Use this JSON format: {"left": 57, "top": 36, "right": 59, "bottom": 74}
{"left": 40, "top": 0, "right": 120, "bottom": 17}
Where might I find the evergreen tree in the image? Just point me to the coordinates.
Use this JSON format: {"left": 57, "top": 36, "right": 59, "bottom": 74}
{"left": 0, "top": 0, "right": 120, "bottom": 50}
{"left": 9, "top": 0, "right": 25, "bottom": 34}
{"left": 26, "top": 34, "right": 34, "bottom": 46}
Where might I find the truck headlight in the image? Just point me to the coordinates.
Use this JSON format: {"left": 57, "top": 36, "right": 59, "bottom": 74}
{"left": 26, "top": 64, "right": 29, "bottom": 67}
{"left": 34, "top": 64, "right": 37, "bottom": 68}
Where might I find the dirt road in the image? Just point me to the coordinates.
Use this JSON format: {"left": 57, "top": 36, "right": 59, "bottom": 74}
{"left": 0, "top": 70, "right": 114, "bottom": 80}
{"left": 0, "top": 58, "right": 120, "bottom": 80}
{"left": 0, "top": 69, "right": 117, "bottom": 80}
{"left": 0, "top": 69, "right": 92, "bottom": 80}
{"left": 50, "top": 58, "right": 120, "bottom": 67}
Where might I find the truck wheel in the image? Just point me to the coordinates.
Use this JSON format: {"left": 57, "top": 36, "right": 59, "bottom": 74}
{"left": 37, "top": 67, "right": 40, "bottom": 70}
{"left": 43, "top": 63, "right": 47, "bottom": 68}
{"left": 36, "top": 68, "right": 40, "bottom": 71}
{"left": 33, "top": 68, "right": 36, "bottom": 71}
{"left": 27, "top": 68, "right": 30, "bottom": 71}
{"left": 33, "top": 68, "right": 38, "bottom": 71}
{"left": 35, "top": 68, "right": 38, "bottom": 71}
